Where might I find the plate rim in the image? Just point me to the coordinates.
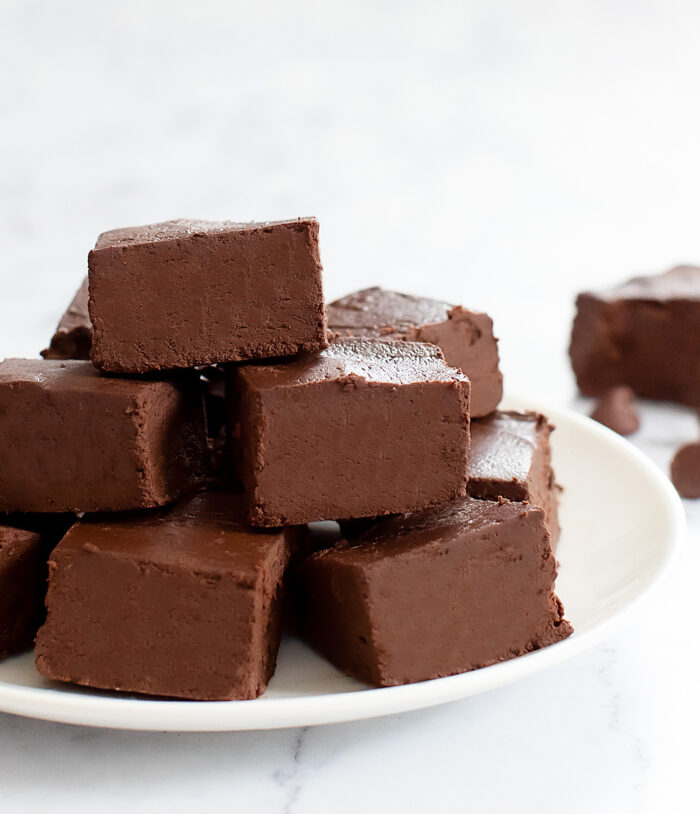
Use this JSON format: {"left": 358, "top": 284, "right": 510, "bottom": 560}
{"left": 0, "top": 395, "right": 686, "bottom": 731}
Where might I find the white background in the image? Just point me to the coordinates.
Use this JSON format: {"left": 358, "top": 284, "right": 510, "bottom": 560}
{"left": 1, "top": 1, "right": 699, "bottom": 811}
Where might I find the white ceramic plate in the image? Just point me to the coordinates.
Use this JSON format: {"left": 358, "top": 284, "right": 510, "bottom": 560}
{"left": 0, "top": 396, "right": 685, "bottom": 731}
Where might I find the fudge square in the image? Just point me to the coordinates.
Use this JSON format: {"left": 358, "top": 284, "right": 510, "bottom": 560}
{"left": 230, "top": 338, "right": 471, "bottom": 526}
{"left": 35, "top": 492, "right": 295, "bottom": 701}
{"left": 327, "top": 287, "right": 502, "bottom": 417}
{"left": 41, "top": 277, "right": 92, "bottom": 360}
{"left": 570, "top": 265, "right": 700, "bottom": 406}
{"left": 297, "top": 498, "right": 572, "bottom": 687}
{"left": 89, "top": 218, "right": 328, "bottom": 374}
{"left": 0, "top": 516, "right": 71, "bottom": 659}
{"left": 0, "top": 359, "right": 207, "bottom": 513}
{"left": 468, "top": 410, "right": 561, "bottom": 545}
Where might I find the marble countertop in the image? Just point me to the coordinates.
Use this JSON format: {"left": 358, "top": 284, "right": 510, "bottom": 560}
{"left": 1, "top": 1, "right": 698, "bottom": 811}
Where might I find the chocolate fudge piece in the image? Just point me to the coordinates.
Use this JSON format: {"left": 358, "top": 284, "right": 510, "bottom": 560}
{"left": 0, "top": 359, "right": 207, "bottom": 513}
{"left": 35, "top": 492, "right": 295, "bottom": 700}
{"left": 570, "top": 266, "right": 700, "bottom": 406}
{"left": 298, "top": 498, "right": 572, "bottom": 687}
{"left": 0, "top": 516, "right": 72, "bottom": 659}
{"left": 230, "top": 338, "right": 471, "bottom": 527}
{"left": 89, "top": 218, "right": 328, "bottom": 373}
{"left": 41, "top": 278, "right": 92, "bottom": 360}
{"left": 468, "top": 410, "right": 560, "bottom": 545}
{"left": 327, "top": 287, "right": 502, "bottom": 416}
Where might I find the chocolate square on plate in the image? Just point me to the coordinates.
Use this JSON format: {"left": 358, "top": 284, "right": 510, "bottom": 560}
{"left": 468, "top": 410, "right": 560, "bottom": 545}
{"left": 35, "top": 492, "right": 295, "bottom": 700}
{"left": 89, "top": 218, "right": 328, "bottom": 373}
{"left": 297, "top": 498, "right": 571, "bottom": 687}
{"left": 230, "top": 338, "right": 471, "bottom": 526}
{"left": 0, "top": 359, "right": 207, "bottom": 513}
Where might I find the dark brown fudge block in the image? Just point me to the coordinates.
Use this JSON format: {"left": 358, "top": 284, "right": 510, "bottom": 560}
{"left": 298, "top": 498, "right": 572, "bottom": 687}
{"left": 327, "top": 287, "right": 502, "bottom": 416}
{"left": 0, "top": 359, "right": 207, "bottom": 513}
{"left": 89, "top": 218, "right": 328, "bottom": 374}
{"left": 0, "top": 516, "right": 72, "bottom": 659}
{"left": 468, "top": 410, "right": 561, "bottom": 545}
{"left": 570, "top": 266, "right": 700, "bottom": 406}
{"left": 35, "top": 492, "right": 295, "bottom": 700}
{"left": 230, "top": 338, "right": 471, "bottom": 527}
{"left": 41, "top": 278, "right": 92, "bottom": 360}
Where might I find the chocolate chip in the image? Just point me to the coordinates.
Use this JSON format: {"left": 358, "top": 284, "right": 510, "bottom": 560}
{"left": 671, "top": 442, "right": 700, "bottom": 499}
{"left": 590, "top": 386, "right": 640, "bottom": 436}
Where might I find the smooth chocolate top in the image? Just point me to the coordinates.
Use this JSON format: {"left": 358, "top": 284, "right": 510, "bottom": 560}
{"left": 238, "top": 338, "right": 468, "bottom": 390}
{"left": 327, "top": 287, "right": 451, "bottom": 338}
{"left": 317, "top": 498, "right": 528, "bottom": 565}
{"left": 592, "top": 265, "right": 700, "bottom": 302}
{"left": 0, "top": 358, "right": 170, "bottom": 397}
{"left": 95, "top": 218, "right": 317, "bottom": 251}
{"left": 60, "top": 492, "right": 287, "bottom": 578}
{"left": 468, "top": 411, "right": 548, "bottom": 487}
{"left": 327, "top": 287, "right": 502, "bottom": 417}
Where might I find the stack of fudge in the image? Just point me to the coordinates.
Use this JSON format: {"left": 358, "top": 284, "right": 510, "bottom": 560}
{"left": 0, "top": 218, "right": 572, "bottom": 701}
